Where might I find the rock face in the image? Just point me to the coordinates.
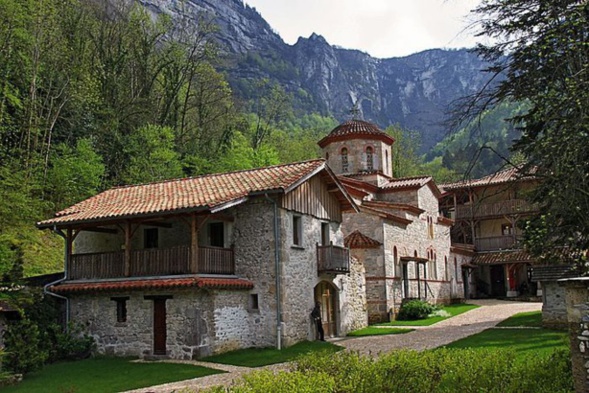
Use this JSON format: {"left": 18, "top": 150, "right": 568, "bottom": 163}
{"left": 139, "top": 0, "right": 490, "bottom": 151}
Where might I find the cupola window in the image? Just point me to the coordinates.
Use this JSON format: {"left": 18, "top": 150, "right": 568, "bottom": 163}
{"left": 366, "top": 146, "right": 374, "bottom": 171}
{"left": 341, "top": 147, "right": 349, "bottom": 172}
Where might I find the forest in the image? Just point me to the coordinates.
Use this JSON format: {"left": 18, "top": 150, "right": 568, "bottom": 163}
{"left": 0, "top": 0, "right": 513, "bottom": 279}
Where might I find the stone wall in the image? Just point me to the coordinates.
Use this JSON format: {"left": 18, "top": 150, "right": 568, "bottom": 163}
{"left": 561, "top": 279, "right": 589, "bottom": 393}
{"left": 323, "top": 139, "right": 392, "bottom": 177}
{"left": 337, "top": 256, "right": 368, "bottom": 334}
{"left": 69, "top": 288, "right": 265, "bottom": 359}
{"left": 541, "top": 282, "right": 568, "bottom": 329}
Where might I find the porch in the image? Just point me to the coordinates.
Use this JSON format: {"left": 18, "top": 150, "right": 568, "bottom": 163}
{"left": 455, "top": 199, "right": 538, "bottom": 220}
{"left": 69, "top": 245, "right": 234, "bottom": 280}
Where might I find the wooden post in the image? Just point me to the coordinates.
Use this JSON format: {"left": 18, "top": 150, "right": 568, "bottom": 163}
{"left": 190, "top": 214, "right": 199, "bottom": 274}
{"left": 66, "top": 228, "right": 73, "bottom": 279}
{"left": 124, "top": 221, "right": 131, "bottom": 277}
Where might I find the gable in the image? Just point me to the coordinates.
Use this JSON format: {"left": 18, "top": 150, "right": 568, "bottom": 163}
{"left": 282, "top": 174, "right": 344, "bottom": 222}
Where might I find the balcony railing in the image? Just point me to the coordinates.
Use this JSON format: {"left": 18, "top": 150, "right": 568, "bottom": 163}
{"left": 455, "top": 199, "right": 538, "bottom": 220}
{"left": 475, "top": 236, "right": 521, "bottom": 251}
{"left": 317, "top": 244, "right": 350, "bottom": 274}
{"left": 69, "top": 245, "right": 234, "bottom": 280}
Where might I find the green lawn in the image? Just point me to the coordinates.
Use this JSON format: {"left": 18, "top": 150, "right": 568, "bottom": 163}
{"left": 347, "top": 326, "right": 414, "bottom": 337}
{"left": 378, "top": 303, "right": 479, "bottom": 327}
{"left": 2, "top": 357, "right": 223, "bottom": 393}
{"left": 201, "top": 340, "right": 342, "bottom": 367}
{"left": 444, "top": 327, "right": 568, "bottom": 358}
{"left": 496, "top": 310, "right": 543, "bottom": 327}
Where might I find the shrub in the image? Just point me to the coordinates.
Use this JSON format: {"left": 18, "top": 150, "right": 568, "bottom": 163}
{"left": 3, "top": 318, "right": 48, "bottom": 374}
{"left": 397, "top": 300, "right": 436, "bottom": 320}
{"left": 54, "top": 323, "right": 96, "bottom": 361}
{"left": 205, "top": 348, "right": 573, "bottom": 393}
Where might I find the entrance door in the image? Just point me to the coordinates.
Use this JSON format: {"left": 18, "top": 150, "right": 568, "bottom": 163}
{"left": 314, "top": 281, "right": 337, "bottom": 337}
{"left": 490, "top": 265, "right": 506, "bottom": 297}
{"left": 153, "top": 298, "right": 167, "bottom": 355}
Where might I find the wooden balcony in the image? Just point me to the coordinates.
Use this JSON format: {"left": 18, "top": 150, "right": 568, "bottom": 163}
{"left": 317, "top": 244, "right": 350, "bottom": 274}
{"left": 69, "top": 245, "right": 234, "bottom": 280}
{"left": 455, "top": 199, "right": 538, "bottom": 220}
{"left": 475, "top": 236, "right": 521, "bottom": 251}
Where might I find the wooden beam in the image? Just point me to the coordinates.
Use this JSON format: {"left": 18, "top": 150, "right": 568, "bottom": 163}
{"left": 140, "top": 221, "right": 173, "bottom": 229}
{"left": 190, "top": 214, "right": 199, "bottom": 274}
{"left": 79, "top": 227, "right": 119, "bottom": 234}
{"left": 124, "top": 221, "right": 131, "bottom": 277}
{"left": 66, "top": 228, "right": 74, "bottom": 279}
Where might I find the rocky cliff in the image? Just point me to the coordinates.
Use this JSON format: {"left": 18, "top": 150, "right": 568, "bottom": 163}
{"left": 139, "top": 0, "right": 490, "bottom": 151}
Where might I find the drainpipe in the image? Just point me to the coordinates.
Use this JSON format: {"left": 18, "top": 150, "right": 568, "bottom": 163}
{"left": 43, "top": 225, "right": 70, "bottom": 328}
{"left": 265, "top": 193, "right": 282, "bottom": 350}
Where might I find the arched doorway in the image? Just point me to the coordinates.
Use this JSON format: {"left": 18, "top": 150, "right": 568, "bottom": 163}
{"left": 314, "top": 281, "right": 338, "bottom": 337}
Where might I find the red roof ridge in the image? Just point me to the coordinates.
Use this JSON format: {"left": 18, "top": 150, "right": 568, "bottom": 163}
{"left": 344, "top": 230, "right": 381, "bottom": 249}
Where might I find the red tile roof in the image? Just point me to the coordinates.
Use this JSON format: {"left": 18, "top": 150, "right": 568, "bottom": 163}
{"left": 472, "top": 250, "right": 534, "bottom": 265}
{"left": 344, "top": 230, "right": 381, "bottom": 249}
{"left": 381, "top": 176, "right": 433, "bottom": 190}
{"left": 362, "top": 200, "right": 424, "bottom": 215}
{"left": 317, "top": 120, "right": 395, "bottom": 148}
{"left": 359, "top": 205, "right": 412, "bottom": 225}
{"left": 441, "top": 167, "right": 537, "bottom": 191}
{"left": 50, "top": 277, "right": 254, "bottom": 294}
{"left": 38, "top": 160, "right": 353, "bottom": 228}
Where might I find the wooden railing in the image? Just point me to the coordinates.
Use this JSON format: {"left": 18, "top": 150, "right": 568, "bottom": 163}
{"left": 69, "top": 245, "right": 234, "bottom": 280}
{"left": 455, "top": 199, "right": 538, "bottom": 219}
{"left": 475, "top": 236, "right": 521, "bottom": 251}
{"left": 317, "top": 244, "right": 350, "bottom": 274}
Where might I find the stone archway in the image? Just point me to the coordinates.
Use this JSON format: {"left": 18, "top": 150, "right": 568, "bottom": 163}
{"left": 314, "top": 281, "right": 338, "bottom": 337}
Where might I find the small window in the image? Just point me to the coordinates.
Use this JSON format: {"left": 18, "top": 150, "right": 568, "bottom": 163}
{"left": 111, "top": 297, "right": 128, "bottom": 323}
{"left": 502, "top": 223, "right": 513, "bottom": 236}
{"left": 321, "top": 222, "right": 330, "bottom": 246}
{"left": 427, "top": 216, "right": 434, "bottom": 239}
{"left": 144, "top": 228, "right": 158, "bottom": 249}
{"left": 445, "top": 256, "right": 449, "bottom": 281}
{"left": 209, "top": 222, "right": 225, "bottom": 247}
{"left": 366, "top": 146, "right": 374, "bottom": 171}
{"left": 249, "top": 294, "right": 259, "bottom": 310}
{"left": 385, "top": 150, "right": 389, "bottom": 173}
{"left": 293, "top": 215, "right": 302, "bottom": 246}
{"left": 341, "top": 147, "right": 349, "bottom": 172}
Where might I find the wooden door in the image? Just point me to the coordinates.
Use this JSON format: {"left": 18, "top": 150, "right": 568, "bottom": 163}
{"left": 315, "top": 282, "right": 336, "bottom": 337}
{"left": 153, "top": 299, "right": 167, "bottom": 355}
{"left": 490, "top": 265, "right": 506, "bottom": 297}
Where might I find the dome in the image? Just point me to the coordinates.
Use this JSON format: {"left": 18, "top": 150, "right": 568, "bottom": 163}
{"left": 317, "top": 119, "right": 395, "bottom": 148}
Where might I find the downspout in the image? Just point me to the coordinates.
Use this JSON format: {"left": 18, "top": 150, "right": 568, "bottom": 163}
{"left": 43, "top": 225, "right": 70, "bottom": 327}
{"left": 265, "top": 193, "right": 282, "bottom": 350}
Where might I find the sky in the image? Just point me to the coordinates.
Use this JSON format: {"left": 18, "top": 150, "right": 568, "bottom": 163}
{"left": 243, "top": 0, "right": 482, "bottom": 59}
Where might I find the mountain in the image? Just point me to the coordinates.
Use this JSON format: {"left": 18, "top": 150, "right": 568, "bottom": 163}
{"left": 139, "top": 0, "right": 491, "bottom": 151}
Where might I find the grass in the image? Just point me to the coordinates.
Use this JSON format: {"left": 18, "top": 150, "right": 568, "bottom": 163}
{"left": 2, "top": 357, "right": 224, "bottom": 393}
{"left": 200, "top": 340, "right": 342, "bottom": 367}
{"left": 377, "top": 303, "right": 479, "bottom": 327}
{"left": 496, "top": 310, "right": 542, "bottom": 327}
{"left": 347, "top": 326, "right": 414, "bottom": 337}
{"left": 444, "top": 327, "right": 568, "bottom": 358}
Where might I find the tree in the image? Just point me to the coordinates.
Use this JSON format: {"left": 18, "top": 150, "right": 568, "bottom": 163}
{"left": 468, "top": 0, "right": 589, "bottom": 265}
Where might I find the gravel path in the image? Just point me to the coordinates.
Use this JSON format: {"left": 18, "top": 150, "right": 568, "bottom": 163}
{"left": 123, "top": 299, "right": 541, "bottom": 393}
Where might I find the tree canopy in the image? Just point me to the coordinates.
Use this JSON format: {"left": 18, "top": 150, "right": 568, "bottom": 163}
{"left": 469, "top": 0, "right": 589, "bottom": 264}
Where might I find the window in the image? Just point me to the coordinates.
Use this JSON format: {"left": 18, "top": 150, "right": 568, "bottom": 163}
{"left": 385, "top": 150, "right": 389, "bottom": 173}
{"left": 321, "top": 222, "right": 330, "bottom": 246}
{"left": 209, "top": 222, "right": 225, "bottom": 247}
{"left": 293, "top": 215, "right": 302, "bottom": 246}
{"left": 249, "top": 294, "right": 259, "bottom": 311}
{"left": 366, "top": 146, "right": 374, "bottom": 171}
{"left": 111, "top": 297, "right": 129, "bottom": 323}
{"left": 325, "top": 152, "right": 329, "bottom": 160}
{"left": 502, "top": 223, "right": 513, "bottom": 236}
{"left": 427, "top": 216, "right": 434, "bottom": 239}
{"left": 394, "top": 246, "right": 399, "bottom": 277}
{"left": 341, "top": 147, "right": 349, "bottom": 172}
{"left": 144, "top": 228, "right": 158, "bottom": 249}
{"left": 444, "top": 256, "right": 449, "bottom": 281}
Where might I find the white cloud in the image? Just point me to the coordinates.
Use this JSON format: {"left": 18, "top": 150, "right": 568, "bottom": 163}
{"left": 244, "top": 0, "right": 481, "bottom": 58}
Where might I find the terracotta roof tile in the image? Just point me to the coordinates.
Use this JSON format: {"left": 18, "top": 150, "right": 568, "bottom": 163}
{"left": 381, "top": 176, "right": 433, "bottom": 190}
{"left": 38, "top": 160, "right": 326, "bottom": 227}
{"left": 441, "top": 167, "right": 537, "bottom": 191}
{"left": 531, "top": 265, "right": 577, "bottom": 282}
{"left": 50, "top": 277, "right": 254, "bottom": 294}
{"left": 317, "top": 120, "right": 395, "bottom": 148}
{"left": 472, "top": 250, "right": 533, "bottom": 265}
{"left": 344, "top": 230, "right": 381, "bottom": 249}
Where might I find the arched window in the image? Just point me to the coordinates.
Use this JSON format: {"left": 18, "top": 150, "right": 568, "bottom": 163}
{"left": 394, "top": 246, "right": 398, "bottom": 276}
{"left": 385, "top": 150, "right": 389, "bottom": 173}
{"left": 445, "top": 256, "right": 449, "bottom": 281}
{"left": 366, "top": 146, "right": 374, "bottom": 171}
{"left": 341, "top": 147, "right": 349, "bottom": 172}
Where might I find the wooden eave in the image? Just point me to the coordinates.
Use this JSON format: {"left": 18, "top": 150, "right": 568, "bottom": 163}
{"left": 359, "top": 205, "right": 412, "bottom": 226}
{"left": 337, "top": 175, "right": 380, "bottom": 193}
{"left": 450, "top": 244, "right": 476, "bottom": 256}
{"left": 437, "top": 216, "right": 454, "bottom": 226}
{"left": 362, "top": 200, "right": 424, "bottom": 215}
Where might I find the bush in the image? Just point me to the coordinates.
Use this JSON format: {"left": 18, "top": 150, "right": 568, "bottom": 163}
{"left": 397, "top": 300, "right": 436, "bottom": 320}
{"left": 203, "top": 348, "right": 573, "bottom": 393}
{"left": 54, "top": 323, "right": 96, "bottom": 361}
{"left": 3, "top": 319, "right": 48, "bottom": 374}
